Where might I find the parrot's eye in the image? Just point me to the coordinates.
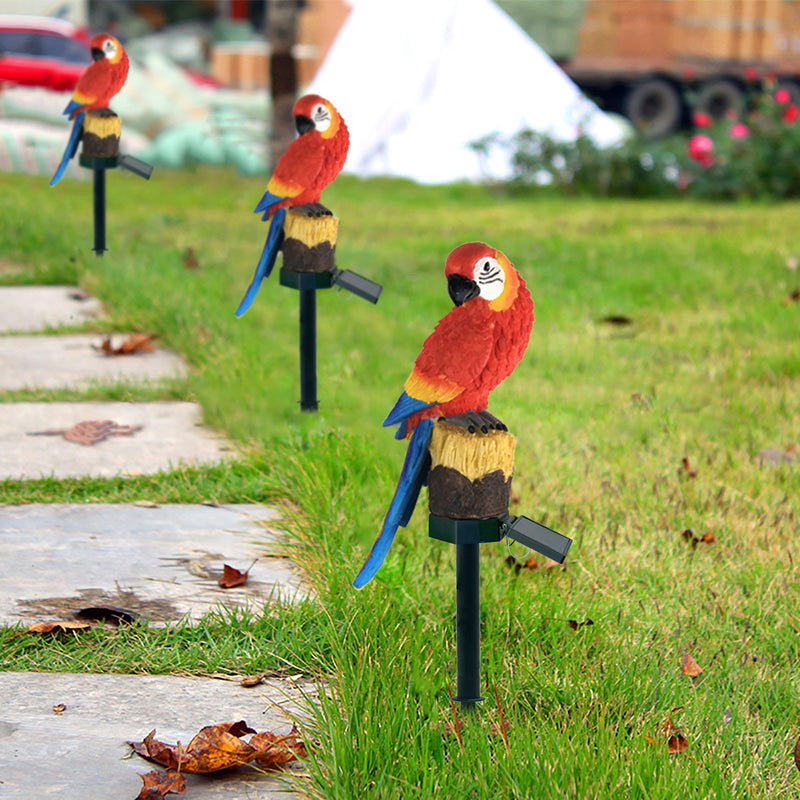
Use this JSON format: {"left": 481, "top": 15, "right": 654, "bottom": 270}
{"left": 312, "top": 103, "right": 332, "bottom": 133}
{"left": 103, "top": 40, "right": 116, "bottom": 56}
{"left": 472, "top": 256, "right": 505, "bottom": 301}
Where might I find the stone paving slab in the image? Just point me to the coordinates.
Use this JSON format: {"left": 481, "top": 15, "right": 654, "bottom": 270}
{"left": 0, "top": 286, "right": 103, "bottom": 333}
{"left": 0, "top": 402, "right": 231, "bottom": 479}
{"left": 0, "top": 672, "right": 313, "bottom": 799}
{"left": 0, "top": 334, "right": 186, "bottom": 391}
{"left": 0, "top": 504, "right": 308, "bottom": 626}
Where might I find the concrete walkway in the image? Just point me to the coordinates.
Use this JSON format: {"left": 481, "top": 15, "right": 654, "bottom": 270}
{"left": 0, "top": 334, "right": 186, "bottom": 390}
{"left": 0, "top": 401, "right": 232, "bottom": 479}
{"left": 0, "top": 504, "right": 308, "bottom": 627}
{"left": 0, "top": 672, "right": 313, "bottom": 799}
{"left": 0, "top": 285, "right": 103, "bottom": 332}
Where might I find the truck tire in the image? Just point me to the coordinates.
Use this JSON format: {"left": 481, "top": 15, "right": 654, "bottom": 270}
{"left": 695, "top": 78, "right": 745, "bottom": 120}
{"left": 624, "top": 77, "right": 683, "bottom": 137}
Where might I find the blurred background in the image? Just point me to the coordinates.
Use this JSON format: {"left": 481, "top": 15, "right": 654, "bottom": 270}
{"left": 3, "top": 0, "right": 800, "bottom": 194}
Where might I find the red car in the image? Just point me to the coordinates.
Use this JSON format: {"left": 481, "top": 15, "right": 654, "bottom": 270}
{"left": 0, "top": 15, "right": 91, "bottom": 92}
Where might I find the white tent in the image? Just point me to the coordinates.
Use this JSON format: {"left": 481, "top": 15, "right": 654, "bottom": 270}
{"left": 308, "top": 0, "right": 627, "bottom": 184}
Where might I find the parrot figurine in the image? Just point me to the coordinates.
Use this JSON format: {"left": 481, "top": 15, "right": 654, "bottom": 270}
{"left": 50, "top": 33, "right": 130, "bottom": 187}
{"left": 353, "top": 242, "right": 535, "bottom": 588}
{"left": 235, "top": 93, "right": 350, "bottom": 317}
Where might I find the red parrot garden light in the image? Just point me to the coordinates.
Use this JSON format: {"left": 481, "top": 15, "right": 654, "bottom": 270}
{"left": 355, "top": 243, "right": 573, "bottom": 709}
{"left": 49, "top": 33, "right": 152, "bottom": 254}
{"left": 236, "top": 93, "right": 351, "bottom": 316}
{"left": 235, "top": 93, "right": 381, "bottom": 412}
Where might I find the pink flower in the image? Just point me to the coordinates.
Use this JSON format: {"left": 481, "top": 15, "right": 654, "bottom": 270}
{"left": 744, "top": 66, "right": 759, "bottom": 82}
{"left": 688, "top": 134, "right": 714, "bottom": 168}
{"left": 776, "top": 88, "right": 791, "bottom": 104}
{"left": 729, "top": 122, "right": 750, "bottom": 138}
{"left": 692, "top": 111, "right": 713, "bottom": 128}
{"left": 783, "top": 104, "right": 799, "bottom": 123}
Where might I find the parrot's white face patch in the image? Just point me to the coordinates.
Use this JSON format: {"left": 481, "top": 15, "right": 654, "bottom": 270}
{"left": 312, "top": 103, "right": 332, "bottom": 133}
{"left": 473, "top": 257, "right": 505, "bottom": 301}
{"left": 102, "top": 39, "right": 117, "bottom": 59}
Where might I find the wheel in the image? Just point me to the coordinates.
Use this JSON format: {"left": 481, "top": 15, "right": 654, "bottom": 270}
{"left": 695, "top": 78, "right": 745, "bottom": 120}
{"left": 624, "top": 77, "right": 683, "bottom": 137}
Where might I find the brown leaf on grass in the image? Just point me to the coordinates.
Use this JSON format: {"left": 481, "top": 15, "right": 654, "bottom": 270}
{"left": 567, "top": 618, "right": 594, "bottom": 631}
{"left": 503, "top": 555, "right": 560, "bottom": 573}
{"left": 668, "top": 732, "right": 689, "bottom": 754}
{"left": 599, "top": 314, "right": 633, "bottom": 326}
{"left": 218, "top": 559, "right": 257, "bottom": 589}
{"left": 783, "top": 288, "right": 800, "bottom": 305}
{"left": 793, "top": 734, "right": 800, "bottom": 772}
{"left": 681, "top": 529, "right": 715, "bottom": 548}
{"left": 646, "top": 706, "right": 690, "bottom": 756}
{"left": 94, "top": 333, "right": 156, "bottom": 356}
{"left": 135, "top": 770, "right": 186, "bottom": 799}
{"left": 27, "top": 620, "right": 91, "bottom": 634}
{"left": 182, "top": 247, "right": 200, "bottom": 270}
{"left": 240, "top": 673, "right": 264, "bottom": 688}
{"left": 679, "top": 457, "right": 698, "bottom": 478}
{"left": 52, "top": 703, "right": 67, "bottom": 715}
{"left": 128, "top": 721, "right": 304, "bottom": 774}
{"left": 682, "top": 652, "right": 703, "bottom": 677}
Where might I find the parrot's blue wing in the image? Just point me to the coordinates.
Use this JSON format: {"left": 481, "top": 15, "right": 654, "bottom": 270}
{"left": 254, "top": 190, "right": 284, "bottom": 221}
{"left": 353, "top": 417, "right": 434, "bottom": 589}
{"left": 384, "top": 391, "right": 435, "bottom": 440}
{"left": 49, "top": 111, "right": 84, "bottom": 187}
{"left": 235, "top": 207, "right": 287, "bottom": 317}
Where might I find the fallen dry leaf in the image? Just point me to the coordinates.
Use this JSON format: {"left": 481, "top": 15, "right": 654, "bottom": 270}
{"left": 218, "top": 559, "right": 257, "bottom": 589}
{"left": 783, "top": 288, "right": 800, "bottom": 305}
{"left": 599, "top": 314, "right": 633, "bottom": 326}
{"left": 240, "top": 673, "right": 264, "bottom": 688}
{"left": 52, "top": 704, "right": 66, "bottom": 715}
{"left": 135, "top": 769, "right": 186, "bottom": 799}
{"left": 28, "top": 420, "right": 144, "bottom": 446}
{"left": 681, "top": 529, "right": 715, "bottom": 549}
{"left": 503, "top": 555, "right": 560, "bottom": 573}
{"left": 94, "top": 333, "right": 156, "bottom": 356}
{"left": 681, "top": 652, "right": 703, "bottom": 677}
{"left": 668, "top": 732, "right": 689, "bottom": 754}
{"left": 567, "top": 618, "right": 594, "bottom": 631}
{"left": 794, "top": 734, "right": 800, "bottom": 772}
{"left": 182, "top": 247, "right": 200, "bottom": 270}
{"left": 679, "top": 457, "right": 698, "bottom": 478}
{"left": 128, "top": 721, "right": 305, "bottom": 774}
{"left": 647, "top": 706, "right": 690, "bottom": 756}
{"left": 27, "top": 620, "right": 91, "bottom": 634}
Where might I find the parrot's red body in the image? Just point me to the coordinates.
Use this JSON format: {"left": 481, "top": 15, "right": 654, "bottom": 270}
{"left": 236, "top": 94, "right": 349, "bottom": 315}
{"left": 69, "top": 34, "right": 129, "bottom": 117}
{"left": 354, "top": 243, "right": 534, "bottom": 588}
{"left": 394, "top": 242, "right": 534, "bottom": 438}
{"left": 261, "top": 94, "right": 350, "bottom": 218}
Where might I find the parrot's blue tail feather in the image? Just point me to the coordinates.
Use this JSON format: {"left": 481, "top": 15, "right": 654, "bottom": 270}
{"left": 353, "top": 417, "right": 434, "bottom": 589}
{"left": 49, "top": 111, "right": 84, "bottom": 187}
{"left": 254, "top": 190, "right": 283, "bottom": 221}
{"left": 235, "top": 207, "right": 287, "bottom": 317}
{"left": 384, "top": 391, "right": 434, "bottom": 440}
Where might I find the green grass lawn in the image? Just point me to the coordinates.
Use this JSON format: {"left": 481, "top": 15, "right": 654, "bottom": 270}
{"left": 0, "top": 168, "right": 798, "bottom": 798}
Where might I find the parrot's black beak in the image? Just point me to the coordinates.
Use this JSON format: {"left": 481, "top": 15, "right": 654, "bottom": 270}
{"left": 295, "top": 115, "right": 314, "bottom": 135}
{"left": 448, "top": 274, "right": 480, "bottom": 306}
{"left": 91, "top": 48, "right": 104, "bottom": 61}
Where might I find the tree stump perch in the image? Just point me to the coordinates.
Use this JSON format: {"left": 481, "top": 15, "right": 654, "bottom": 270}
{"left": 82, "top": 109, "right": 121, "bottom": 158}
{"left": 281, "top": 208, "right": 338, "bottom": 272}
{"left": 428, "top": 419, "right": 516, "bottom": 520}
